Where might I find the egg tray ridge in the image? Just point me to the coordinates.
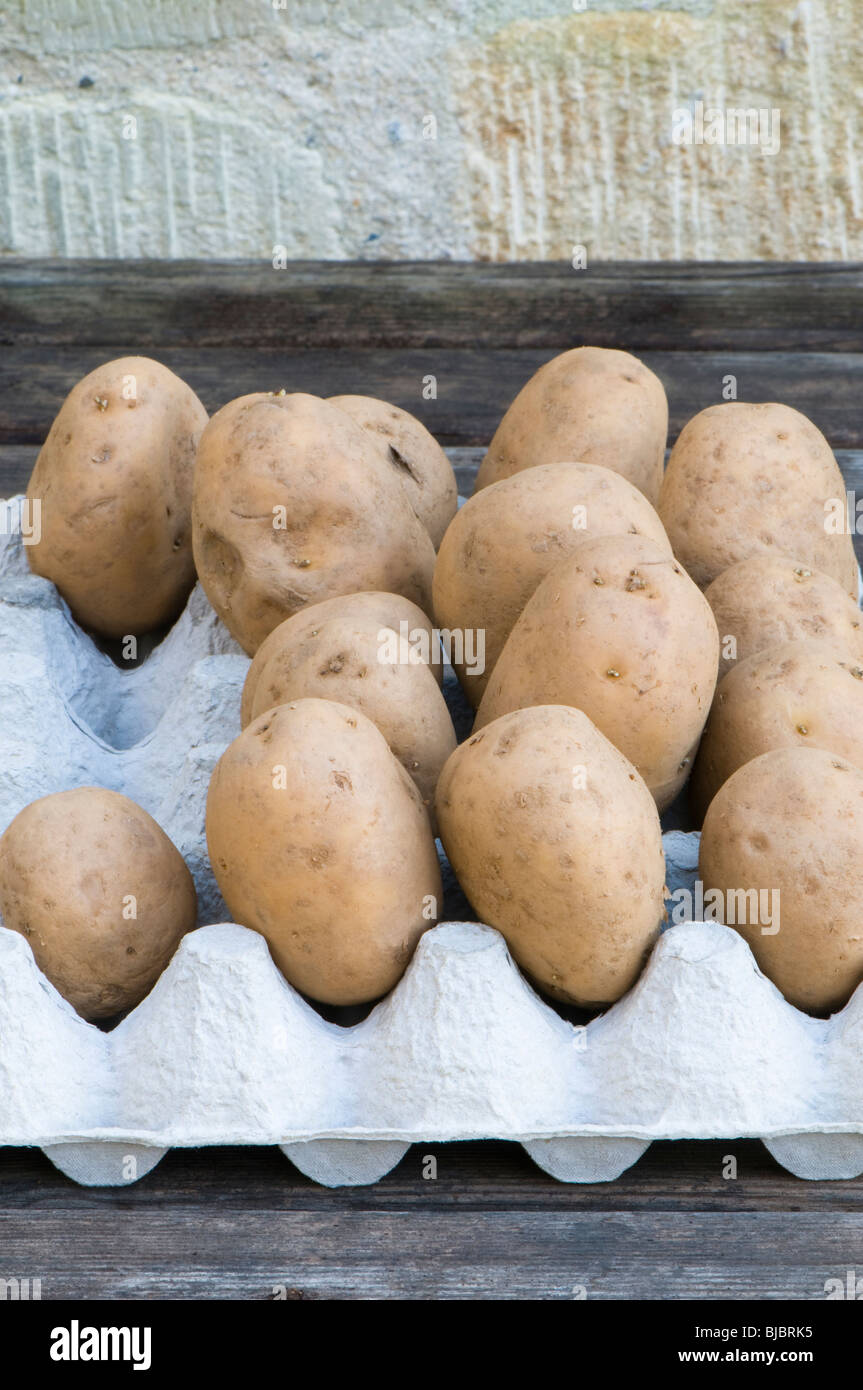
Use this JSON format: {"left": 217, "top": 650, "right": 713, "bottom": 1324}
{"left": 2, "top": 498, "right": 863, "bottom": 1188}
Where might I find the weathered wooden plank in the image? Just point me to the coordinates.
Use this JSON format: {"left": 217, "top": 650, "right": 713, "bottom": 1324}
{"left": 1, "top": 1137, "right": 860, "bottom": 1295}
{"left": 1, "top": 1139, "right": 860, "bottom": 1214}
{"left": 4, "top": 346, "right": 517, "bottom": 446}
{"left": 3, "top": 348, "right": 863, "bottom": 448}
{"left": 0, "top": 445, "right": 36, "bottom": 496}
{"left": 2, "top": 1139, "right": 861, "bottom": 1296}
{"left": 0, "top": 1138, "right": 858, "bottom": 1299}
{"left": 0, "top": 1193, "right": 858, "bottom": 1298}
{"left": 2, "top": 261, "right": 863, "bottom": 352}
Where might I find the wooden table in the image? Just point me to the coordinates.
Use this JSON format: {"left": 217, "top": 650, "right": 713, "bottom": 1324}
{"left": 2, "top": 261, "right": 863, "bottom": 1301}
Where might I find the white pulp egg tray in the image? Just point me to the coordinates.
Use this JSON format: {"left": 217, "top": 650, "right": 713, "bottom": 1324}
{"left": 2, "top": 493, "right": 863, "bottom": 1190}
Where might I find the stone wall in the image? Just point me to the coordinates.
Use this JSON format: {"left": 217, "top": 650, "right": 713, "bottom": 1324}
{"left": 0, "top": 0, "right": 859, "bottom": 260}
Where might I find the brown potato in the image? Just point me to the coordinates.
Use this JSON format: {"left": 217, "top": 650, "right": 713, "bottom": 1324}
{"left": 475, "top": 534, "right": 719, "bottom": 810}
{"left": 433, "top": 461, "right": 672, "bottom": 707}
{"left": 436, "top": 704, "right": 665, "bottom": 1007}
{"left": 240, "top": 592, "right": 455, "bottom": 825}
{"left": 658, "top": 402, "right": 857, "bottom": 596}
{"left": 328, "top": 395, "right": 457, "bottom": 548}
{"left": 474, "top": 347, "right": 668, "bottom": 504}
{"left": 206, "top": 698, "right": 442, "bottom": 1005}
{"left": 26, "top": 357, "right": 207, "bottom": 637}
{"left": 192, "top": 392, "right": 436, "bottom": 655}
{"left": 692, "top": 640, "right": 863, "bottom": 819}
{"left": 699, "top": 746, "right": 863, "bottom": 1013}
{"left": 0, "top": 788, "right": 196, "bottom": 1020}
{"left": 705, "top": 555, "right": 863, "bottom": 681}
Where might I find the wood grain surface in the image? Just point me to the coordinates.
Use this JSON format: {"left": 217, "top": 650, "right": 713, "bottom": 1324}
{"left": 0, "top": 1141, "right": 860, "bottom": 1300}
{"left": 4, "top": 347, "right": 863, "bottom": 448}
{"left": 2, "top": 260, "right": 862, "bottom": 351}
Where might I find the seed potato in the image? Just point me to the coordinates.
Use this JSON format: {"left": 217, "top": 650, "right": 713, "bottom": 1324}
{"left": 474, "top": 346, "right": 668, "bottom": 505}
{"left": 433, "top": 461, "right": 672, "bottom": 707}
{"left": 475, "top": 534, "right": 719, "bottom": 810}
{"left": 328, "top": 395, "right": 457, "bottom": 548}
{"left": 192, "top": 392, "right": 436, "bottom": 655}
{"left": 705, "top": 554, "right": 863, "bottom": 681}
{"left": 240, "top": 592, "right": 455, "bottom": 824}
{"left": 206, "top": 698, "right": 442, "bottom": 1005}
{"left": 692, "top": 640, "right": 863, "bottom": 819}
{"left": 0, "top": 788, "right": 196, "bottom": 1020}
{"left": 26, "top": 357, "right": 208, "bottom": 637}
{"left": 699, "top": 746, "right": 863, "bottom": 1013}
{"left": 658, "top": 402, "right": 857, "bottom": 595}
{"left": 435, "top": 705, "right": 666, "bottom": 1007}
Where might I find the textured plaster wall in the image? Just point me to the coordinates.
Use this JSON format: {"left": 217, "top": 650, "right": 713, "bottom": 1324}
{"left": 0, "top": 0, "right": 859, "bottom": 260}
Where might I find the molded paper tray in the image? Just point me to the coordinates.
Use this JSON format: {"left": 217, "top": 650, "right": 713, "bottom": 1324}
{"left": 3, "top": 911, "right": 863, "bottom": 1188}
{"left": 2, "top": 496, "right": 863, "bottom": 1188}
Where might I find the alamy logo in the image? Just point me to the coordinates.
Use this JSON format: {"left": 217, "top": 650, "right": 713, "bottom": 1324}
{"left": 671, "top": 101, "right": 781, "bottom": 155}
{"left": 377, "top": 620, "right": 486, "bottom": 677}
{"left": 1, "top": 498, "right": 41, "bottom": 545}
{"left": 666, "top": 880, "right": 780, "bottom": 935}
{"left": 824, "top": 1270, "right": 863, "bottom": 1299}
{"left": 0, "top": 1276, "right": 41, "bottom": 1299}
{"left": 50, "top": 1321, "right": 152, "bottom": 1371}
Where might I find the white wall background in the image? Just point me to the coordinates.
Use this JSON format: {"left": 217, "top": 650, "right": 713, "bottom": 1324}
{"left": 0, "top": 0, "right": 860, "bottom": 260}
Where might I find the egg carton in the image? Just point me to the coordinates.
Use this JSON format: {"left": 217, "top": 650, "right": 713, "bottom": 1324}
{"left": 0, "top": 495, "right": 248, "bottom": 922}
{"left": 2, "top": 498, "right": 863, "bottom": 1189}
{"left": 4, "top": 894, "right": 863, "bottom": 1189}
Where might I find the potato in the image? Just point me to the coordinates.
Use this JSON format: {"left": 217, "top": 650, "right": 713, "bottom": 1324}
{"left": 705, "top": 555, "right": 863, "bottom": 681}
{"left": 692, "top": 640, "right": 863, "bottom": 819}
{"left": 0, "top": 787, "right": 196, "bottom": 1020}
{"left": 25, "top": 357, "right": 207, "bottom": 637}
{"left": 475, "top": 535, "right": 719, "bottom": 810}
{"left": 658, "top": 402, "right": 857, "bottom": 596}
{"left": 699, "top": 746, "right": 863, "bottom": 1013}
{"left": 328, "top": 395, "right": 457, "bottom": 548}
{"left": 433, "top": 461, "right": 672, "bottom": 707}
{"left": 240, "top": 592, "right": 455, "bottom": 824}
{"left": 206, "top": 698, "right": 442, "bottom": 1005}
{"left": 192, "top": 392, "right": 437, "bottom": 655}
{"left": 474, "top": 347, "right": 668, "bottom": 505}
{"left": 436, "top": 705, "right": 665, "bottom": 1007}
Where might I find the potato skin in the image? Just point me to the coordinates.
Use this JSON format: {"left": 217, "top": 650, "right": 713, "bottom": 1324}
{"left": 0, "top": 788, "right": 196, "bottom": 1020}
{"left": 192, "top": 393, "right": 437, "bottom": 655}
{"left": 433, "top": 462, "right": 672, "bottom": 708}
{"left": 26, "top": 357, "right": 207, "bottom": 637}
{"left": 328, "top": 395, "right": 457, "bottom": 548}
{"left": 240, "top": 592, "right": 456, "bottom": 824}
{"left": 699, "top": 747, "right": 863, "bottom": 1013}
{"left": 206, "top": 699, "right": 442, "bottom": 1005}
{"left": 705, "top": 555, "right": 863, "bottom": 682}
{"left": 692, "top": 640, "right": 863, "bottom": 820}
{"left": 474, "top": 347, "right": 668, "bottom": 505}
{"left": 659, "top": 402, "right": 857, "bottom": 596}
{"left": 475, "top": 535, "right": 719, "bottom": 810}
{"left": 436, "top": 705, "right": 665, "bottom": 1007}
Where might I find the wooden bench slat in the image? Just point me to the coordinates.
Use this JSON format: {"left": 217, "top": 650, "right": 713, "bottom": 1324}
{"left": 0, "top": 1142, "right": 858, "bottom": 1298}
{"left": 4, "top": 347, "right": 863, "bottom": 448}
{"left": 2, "top": 260, "right": 863, "bottom": 352}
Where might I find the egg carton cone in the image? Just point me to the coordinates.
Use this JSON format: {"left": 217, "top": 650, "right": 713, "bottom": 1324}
{"left": 3, "top": 497, "right": 863, "bottom": 1189}
{"left": 0, "top": 494, "right": 249, "bottom": 922}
